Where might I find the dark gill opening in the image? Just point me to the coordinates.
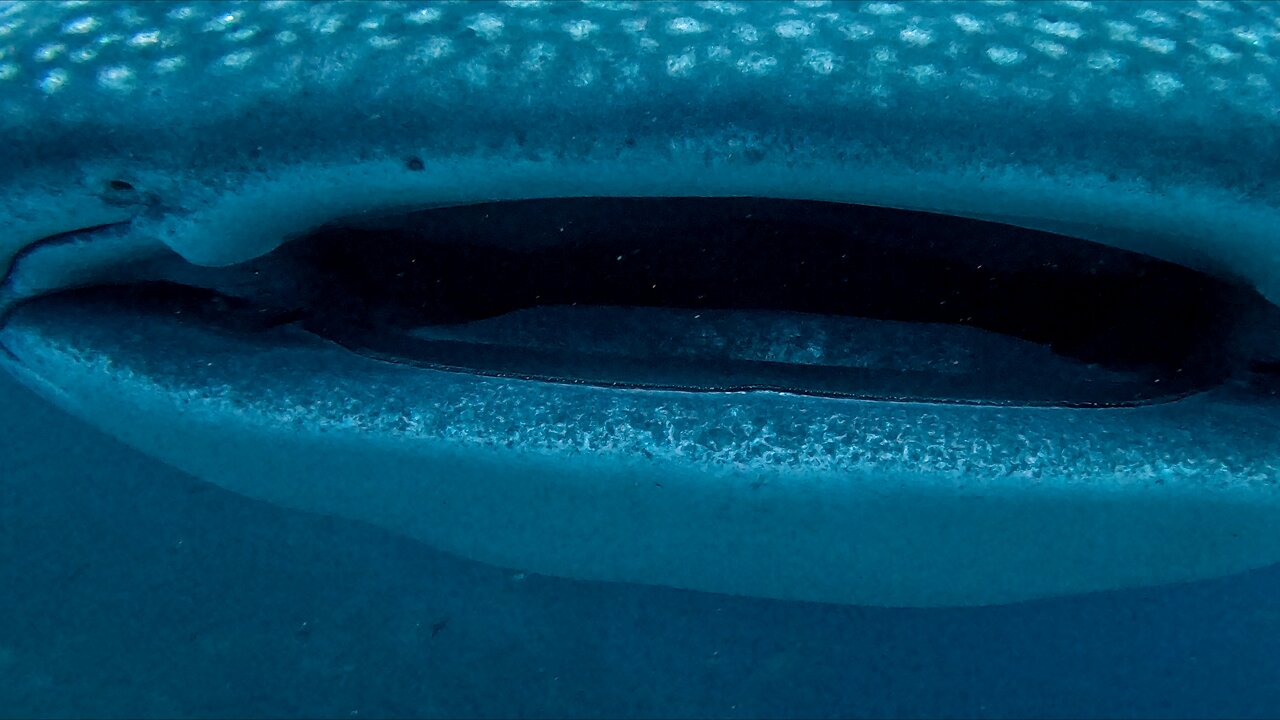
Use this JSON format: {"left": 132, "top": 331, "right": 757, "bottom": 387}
{"left": 35, "top": 197, "right": 1271, "bottom": 407}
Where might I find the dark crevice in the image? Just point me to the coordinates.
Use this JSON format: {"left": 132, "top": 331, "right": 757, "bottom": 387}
{"left": 10, "top": 197, "right": 1275, "bottom": 407}
{"left": 0, "top": 221, "right": 134, "bottom": 295}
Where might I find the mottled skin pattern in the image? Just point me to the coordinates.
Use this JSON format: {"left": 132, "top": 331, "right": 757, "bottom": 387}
{"left": 1, "top": 1, "right": 1280, "bottom": 606}
{"left": 0, "top": 1, "right": 1277, "bottom": 283}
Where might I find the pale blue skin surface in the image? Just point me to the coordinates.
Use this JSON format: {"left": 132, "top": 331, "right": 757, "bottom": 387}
{"left": 0, "top": 1, "right": 1279, "bottom": 608}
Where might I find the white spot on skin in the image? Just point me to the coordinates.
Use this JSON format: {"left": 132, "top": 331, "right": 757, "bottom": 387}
{"left": 1034, "top": 19, "right": 1083, "bottom": 39}
{"left": 0, "top": 63, "right": 17, "bottom": 80}
{"left": 795, "top": 0, "right": 830, "bottom": 7}
{"left": 34, "top": 43, "right": 66, "bottom": 62}
{"left": 1136, "top": 9, "right": 1176, "bottom": 27}
{"left": 621, "top": 17, "right": 646, "bottom": 34}
{"left": 167, "top": 6, "right": 195, "bottom": 21}
{"left": 1139, "top": 36, "right": 1176, "bottom": 54}
{"left": 127, "top": 30, "right": 160, "bottom": 48}
{"left": 38, "top": 68, "right": 69, "bottom": 94}
{"left": 1031, "top": 39, "right": 1068, "bottom": 58}
{"left": 228, "top": 26, "right": 259, "bottom": 42}
{"left": 952, "top": 14, "right": 990, "bottom": 34}
{"left": 839, "top": 23, "right": 873, "bottom": 40}
{"left": 502, "top": 0, "right": 548, "bottom": 7}
{"left": 804, "top": 48, "right": 838, "bottom": 74}
{"left": 774, "top": 19, "right": 813, "bottom": 39}
{"left": 154, "top": 56, "right": 185, "bottom": 73}
{"left": 315, "top": 16, "right": 342, "bottom": 34}
{"left": 219, "top": 49, "right": 254, "bottom": 69}
{"left": 706, "top": 45, "right": 732, "bottom": 62}
{"left": 899, "top": 26, "right": 934, "bottom": 47}
{"left": 863, "top": 2, "right": 903, "bottom": 16}
{"left": 736, "top": 51, "right": 777, "bottom": 76}
{"left": 62, "top": 15, "right": 99, "bottom": 35}
{"left": 203, "top": 11, "right": 242, "bottom": 32}
{"left": 97, "top": 64, "right": 135, "bottom": 91}
{"left": 582, "top": 0, "right": 640, "bottom": 9}
{"left": 868, "top": 83, "right": 894, "bottom": 102}
{"left": 667, "top": 17, "right": 705, "bottom": 34}
{"left": 958, "top": 71, "right": 997, "bottom": 97}
{"left": 276, "top": 30, "right": 298, "bottom": 43}
{"left": 666, "top": 48, "right": 696, "bottom": 76}
{"left": 1204, "top": 43, "right": 1238, "bottom": 63}
{"left": 997, "top": 12, "right": 1024, "bottom": 28}
{"left": 369, "top": 35, "right": 400, "bottom": 49}
{"left": 906, "top": 64, "right": 940, "bottom": 84}
{"left": 871, "top": 45, "right": 897, "bottom": 64}
{"left": 69, "top": 46, "right": 98, "bottom": 63}
{"left": 522, "top": 42, "right": 556, "bottom": 71}
{"left": 612, "top": 61, "right": 641, "bottom": 89}
{"left": 414, "top": 37, "right": 454, "bottom": 62}
{"left": 1232, "top": 27, "right": 1263, "bottom": 48}
{"left": 1107, "top": 21, "right": 1136, "bottom": 42}
{"left": 734, "top": 23, "right": 759, "bottom": 44}
{"left": 115, "top": 7, "right": 145, "bottom": 26}
{"left": 1146, "top": 70, "right": 1184, "bottom": 96}
{"left": 1086, "top": 50, "right": 1123, "bottom": 71}
{"left": 563, "top": 19, "right": 599, "bottom": 40}
{"left": 697, "top": 1, "right": 746, "bottom": 14}
{"left": 467, "top": 14, "right": 505, "bottom": 40}
{"left": 986, "top": 46, "right": 1025, "bottom": 65}
{"left": 572, "top": 62, "right": 596, "bottom": 87}
{"left": 406, "top": 7, "right": 441, "bottom": 24}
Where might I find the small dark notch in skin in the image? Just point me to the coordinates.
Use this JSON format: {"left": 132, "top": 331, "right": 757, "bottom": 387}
{"left": 101, "top": 179, "right": 143, "bottom": 208}
{"left": 405, "top": 156, "right": 425, "bottom": 172}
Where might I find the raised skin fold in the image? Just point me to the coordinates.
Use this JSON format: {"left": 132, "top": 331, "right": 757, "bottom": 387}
{"left": 0, "top": 0, "right": 1279, "bottom": 606}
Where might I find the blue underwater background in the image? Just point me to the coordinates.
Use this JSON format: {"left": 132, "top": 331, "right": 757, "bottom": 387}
{"left": 3, "top": 370, "right": 1280, "bottom": 719}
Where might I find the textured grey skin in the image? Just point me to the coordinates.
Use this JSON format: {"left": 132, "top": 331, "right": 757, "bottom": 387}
{"left": 2, "top": 1, "right": 1280, "bottom": 606}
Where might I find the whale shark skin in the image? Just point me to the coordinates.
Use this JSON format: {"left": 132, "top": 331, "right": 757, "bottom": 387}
{"left": 0, "top": 0, "right": 1279, "bottom": 607}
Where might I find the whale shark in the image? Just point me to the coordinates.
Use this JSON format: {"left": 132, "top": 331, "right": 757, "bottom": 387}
{"left": 0, "top": 0, "right": 1278, "bottom": 607}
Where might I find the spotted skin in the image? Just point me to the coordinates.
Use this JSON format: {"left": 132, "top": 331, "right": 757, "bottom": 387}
{"left": 0, "top": 1, "right": 1277, "bottom": 293}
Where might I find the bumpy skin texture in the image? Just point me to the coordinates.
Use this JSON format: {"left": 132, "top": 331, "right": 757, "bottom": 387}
{"left": 0, "top": 1, "right": 1277, "bottom": 295}
{"left": 0, "top": 0, "right": 1274, "bottom": 183}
